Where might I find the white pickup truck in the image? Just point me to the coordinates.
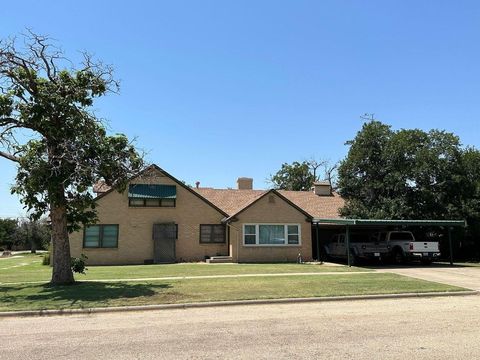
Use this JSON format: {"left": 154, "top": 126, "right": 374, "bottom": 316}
{"left": 371, "top": 231, "right": 440, "bottom": 265}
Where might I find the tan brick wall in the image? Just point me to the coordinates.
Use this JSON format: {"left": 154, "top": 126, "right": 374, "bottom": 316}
{"left": 228, "top": 193, "right": 313, "bottom": 262}
{"left": 70, "top": 169, "right": 227, "bottom": 265}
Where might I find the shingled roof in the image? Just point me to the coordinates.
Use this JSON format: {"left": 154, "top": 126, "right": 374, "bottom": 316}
{"left": 277, "top": 190, "right": 344, "bottom": 219}
{"left": 194, "top": 188, "right": 266, "bottom": 215}
{"left": 194, "top": 187, "right": 344, "bottom": 218}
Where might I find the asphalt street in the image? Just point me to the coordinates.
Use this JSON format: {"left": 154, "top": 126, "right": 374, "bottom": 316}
{"left": 2, "top": 295, "right": 479, "bottom": 360}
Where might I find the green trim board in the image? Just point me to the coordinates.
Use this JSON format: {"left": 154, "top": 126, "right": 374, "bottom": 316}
{"left": 312, "top": 218, "right": 467, "bottom": 227}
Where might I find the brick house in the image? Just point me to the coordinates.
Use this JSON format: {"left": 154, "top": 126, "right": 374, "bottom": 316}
{"left": 69, "top": 165, "right": 344, "bottom": 264}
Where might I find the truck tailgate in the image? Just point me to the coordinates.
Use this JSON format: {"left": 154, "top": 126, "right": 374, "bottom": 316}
{"left": 409, "top": 242, "right": 439, "bottom": 252}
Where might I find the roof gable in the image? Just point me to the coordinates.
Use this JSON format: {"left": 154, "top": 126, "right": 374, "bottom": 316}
{"left": 95, "top": 165, "right": 229, "bottom": 217}
{"left": 224, "top": 189, "right": 313, "bottom": 221}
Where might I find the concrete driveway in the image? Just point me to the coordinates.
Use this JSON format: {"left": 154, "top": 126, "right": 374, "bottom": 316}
{"left": 375, "top": 264, "right": 480, "bottom": 291}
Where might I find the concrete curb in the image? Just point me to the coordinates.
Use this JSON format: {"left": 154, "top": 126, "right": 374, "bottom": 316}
{"left": 0, "top": 290, "right": 477, "bottom": 318}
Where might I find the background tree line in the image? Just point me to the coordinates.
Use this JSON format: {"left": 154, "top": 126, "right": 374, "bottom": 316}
{"left": 0, "top": 218, "right": 50, "bottom": 252}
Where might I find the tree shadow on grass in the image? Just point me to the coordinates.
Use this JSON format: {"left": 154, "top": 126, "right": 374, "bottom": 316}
{"left": 1, "top": 281, "right": 173, "bottom": 309}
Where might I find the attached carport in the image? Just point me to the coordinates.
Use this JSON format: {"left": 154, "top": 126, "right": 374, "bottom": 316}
{"left": 312, "top": 219, "right": 467, "bottom": 266}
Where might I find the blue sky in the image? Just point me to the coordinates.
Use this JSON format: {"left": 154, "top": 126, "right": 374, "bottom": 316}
{"left": 1, "top": 0, "right": 479, "bottom": 217}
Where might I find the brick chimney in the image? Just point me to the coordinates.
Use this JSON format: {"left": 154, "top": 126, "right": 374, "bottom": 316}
{"left": 237, "top": 177, "right": 253, "bottom": 190}
{"left": 312, "top": 181, "right": 331, "bottom": 196}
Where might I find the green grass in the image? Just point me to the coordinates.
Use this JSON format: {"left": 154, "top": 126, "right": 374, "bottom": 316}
{"left": 0, "top": 273, "right": 465, "bottom": 312}
{"left": 0, "top": 254, "right": 366, "bottom": 284}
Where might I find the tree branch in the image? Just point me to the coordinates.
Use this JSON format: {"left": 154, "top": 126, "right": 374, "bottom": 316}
{"left": 0, "top": 149, "right": 19, "bottom": 162}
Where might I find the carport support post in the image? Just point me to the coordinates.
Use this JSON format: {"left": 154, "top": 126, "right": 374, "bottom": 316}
{"left": 448, "top": 227, "right": 454, "bottom": 266}
{"left": 315, "top": 223, "right": 320, "bottom": 261}
{"left": 346, "top": 225, "right": 351, "bottom": 267}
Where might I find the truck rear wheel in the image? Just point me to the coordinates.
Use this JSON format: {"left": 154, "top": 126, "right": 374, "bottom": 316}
{"left": 392, "top": 249, "right": 405, "bottom": 265}
{"left": 421, "top": 259, "right": 432, "bottom": 266}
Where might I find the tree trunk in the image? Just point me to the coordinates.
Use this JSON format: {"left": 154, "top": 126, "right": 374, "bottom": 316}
{"left": 29, "top": 227, "right": 37, "bottom": 254}
{"left": 50, "top": 191, "right": 74, "bottom": 285}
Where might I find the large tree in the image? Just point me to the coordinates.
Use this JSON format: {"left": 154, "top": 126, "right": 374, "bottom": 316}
{"left": 270, "top": 159, "right": 337, "bottom": 191}
{"left": 338, "top": 120, "right": 480, "bottom": 223}
{"left": 269, "top": 161, "right": 318, "bottom": 191}
{"left": 0, "top": 31, "right": 143, "bottom": 284}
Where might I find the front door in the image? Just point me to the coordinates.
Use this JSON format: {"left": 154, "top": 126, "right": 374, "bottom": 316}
{"left": 153, "top": 223, "right": 176, "bottom": 263}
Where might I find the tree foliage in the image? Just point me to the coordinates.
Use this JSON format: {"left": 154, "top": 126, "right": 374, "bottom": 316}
{"left": 0, "top": 218, "right": 18, "bottom": 250}
{"left": 270, "top": 159, "right": 337, "bottom": 191}
{"left": 270, "top": 161, "right": 318, "bottom": 191}
{"left": 338, "top": 121, "right": 480, "bottom": 224}
{"left": 0, "top": 31, "right": 144, "bottom": 284}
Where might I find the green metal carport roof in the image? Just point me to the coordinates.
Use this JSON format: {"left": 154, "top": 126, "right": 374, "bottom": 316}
{"left": 311, "top": 218, "right": 467, "bottom": 266}
{"left": 312, "top": 218, "right": 467, "bottom": 227}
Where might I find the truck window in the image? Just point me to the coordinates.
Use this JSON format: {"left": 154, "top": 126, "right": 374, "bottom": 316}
{"left": 371, "top": 232, "right": 386, "bottom": 242}
{"left": 350, "top": 234, "right": 366, "bottom": 243}
{"left": 389, "top": 232, "right": 414, "bottom": 241}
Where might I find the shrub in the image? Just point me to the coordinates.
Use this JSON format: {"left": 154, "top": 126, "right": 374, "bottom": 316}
{"left": 42, "top": 244, "right": 52, "bottom": 266}
{"left": 71, "top": 254, "right": 88, "bottom": 275}
{"left": 42, "top": 252, "right": 50, "bottom": 265}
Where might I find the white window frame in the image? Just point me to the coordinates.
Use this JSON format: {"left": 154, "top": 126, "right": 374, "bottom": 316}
{"left": 242, "top": 224, "right": 302, "bottom": 246}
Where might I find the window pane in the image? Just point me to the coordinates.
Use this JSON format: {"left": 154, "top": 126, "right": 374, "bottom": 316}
{"left": 84, "top": 226, "right": 100, "bottom": 247}
{"left": 201, "top": 226, "right": 212, "bottom": 236}
{"left": 288, "top": 234, "right": 299, "bottom": 244}
{"left": 287, "top": 225, "right": 298, "bottom": 235}
{"left": 200, "top": 225, "right": 212, "bottom": 243}
{"left": 161, "top": 199, "right": 176, "bottom": 207}
{"left": 244, "top": 234, "right": 256, "bottom": 244}
{"left": 102, "top": 225, "right": 118, "bottom": 248}
{"left": 244, "top": 225, "right": 256, "bottom": 235}
{"left": 212, "top": 225, "right": 225, "bottom": 243}
{"left": 129, "top": 198, "right": 144, "bottom": 206}
{"left": 259, "top": 225, "right": 285, "bottom": 245}
{"left": 145, "top": 199, "right": 160, "bottom": 207}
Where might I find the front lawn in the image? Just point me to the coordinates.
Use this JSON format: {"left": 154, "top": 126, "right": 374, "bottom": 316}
{"left": 0, "top": 254, "right": 366, "bottom": 284}
{"left": 0, "top": 273, "right": 465, "bottom": 312}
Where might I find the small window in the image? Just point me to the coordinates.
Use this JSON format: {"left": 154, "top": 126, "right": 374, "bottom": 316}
{"left": 161, "top": 198, "right": 176, "bottom": 207}
{"left": 129, "top": 198, "right": 177, "bottom": 207}
{"left": 200, "top": 224, "right": 226, "bottom": 244}
{"left": 129, "top": 198, "right": 145, "bottom": 207}
{"left": 84, "top": 225, "right": 119, "bottom": 248}
{"left": 244, "top": 225, "right": 256, "bottom": 245}
{"left": 145, "top": 199, "right": 160, "bottom": 207}
{"left": 287, "top": 225, "right": 299, "bottom": 244}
